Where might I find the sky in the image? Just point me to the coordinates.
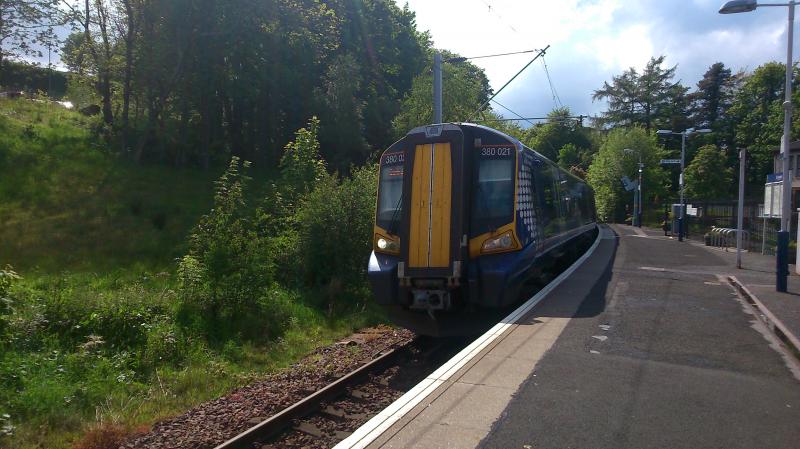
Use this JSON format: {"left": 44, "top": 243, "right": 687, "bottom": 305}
{"left": 395, "top": 0, "right": 800, "bottom": 123}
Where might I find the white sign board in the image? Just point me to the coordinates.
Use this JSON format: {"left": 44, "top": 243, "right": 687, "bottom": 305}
{"left": 686, "top": 205, "right": 699, "bottom": 216}
{"left": 763, "top": 182, "right": 783, "bottom": 218}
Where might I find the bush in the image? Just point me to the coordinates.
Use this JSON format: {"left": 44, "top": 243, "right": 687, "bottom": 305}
{"left": 296, "top": 165, "right": 377, "bottom": 301}
{"left": 177, "top": 116, "right": 380, "bottom": 336}
{"left": 0, "top": 266, "right": 20, "bottom": 341}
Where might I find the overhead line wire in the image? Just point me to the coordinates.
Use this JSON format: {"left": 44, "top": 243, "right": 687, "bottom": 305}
{"left": 467, "top": 45, "right": 550, "bottom": 122}
{"left": 541, "top": 56, "right": 563, "bottom": 109}
{"left": 490, "top": 99, "right": 535, "bottom": 127}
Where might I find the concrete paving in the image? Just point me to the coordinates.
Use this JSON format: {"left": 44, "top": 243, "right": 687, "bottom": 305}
{"left": 682, "top": 228, "right": 800, "bottom": 343}
{"left": 362, "top": 224, "right": 800, "bottom": 449}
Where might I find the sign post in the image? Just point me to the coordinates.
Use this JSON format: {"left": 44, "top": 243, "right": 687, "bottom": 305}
{"left": 737, "top": 149, "right": 745, "bottom": 269}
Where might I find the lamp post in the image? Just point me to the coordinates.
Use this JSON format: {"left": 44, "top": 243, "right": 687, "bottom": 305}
{"left": 656, "top": 128, "right": 712, "bottom": 241}
{"left": 720, "top": 0, "right": 794, "bottom": 292}
{"left": 624, "top": 148, "right": 643, "bottom": 227}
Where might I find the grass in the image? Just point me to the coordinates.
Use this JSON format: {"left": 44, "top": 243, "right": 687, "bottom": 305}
{"left": 0, "top": 98, "right": 222, "bottom": 270}
{"left": 0, "top": 98, "right": 385, "bottom": 448}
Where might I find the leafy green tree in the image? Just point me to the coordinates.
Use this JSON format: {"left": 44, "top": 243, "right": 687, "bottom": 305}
{"left": 391, "top": 50, "right": 491, "bottom": 136}
{"left": 55, "top": 0, "right": 429, "bottom": 169}
{"left": 279, "top": 117, "right": 327, "bottom": 200}
{"left": 523, "top": 106, "right": 593, "bottom": 162}
{"left": 0, "top": 0, "right": 60, "bottom": 78}
{"left": 728, "top": 62, "right": 798, "bottom": 191}
{"left": 587, "top": 127, "right": 669, "bottom": 222}
{"left": 317, "top": 53, "right": 369, "bottom": 173}
{"left": 557, "top": 143, "right": 594, "bottom": 178}
{"left": 593, "top": 56, "right": 689, "bottom": 132}
{"left": 689, "top": 62, "right": 736, "bottom": 129}
{"left": 684, "top": 144, "right": 734, "bottom": 199}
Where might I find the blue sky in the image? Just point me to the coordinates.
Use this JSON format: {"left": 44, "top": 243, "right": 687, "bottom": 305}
{"left": 396, "top": 0, "right": 800, "bottom": 122}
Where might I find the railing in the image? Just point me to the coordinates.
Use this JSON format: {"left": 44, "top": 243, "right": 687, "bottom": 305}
{"left": 706, "top": 227, "right": 749, "bottom": 251}
{"left": 650, "top": 200, "right": 786, "bottom": 255}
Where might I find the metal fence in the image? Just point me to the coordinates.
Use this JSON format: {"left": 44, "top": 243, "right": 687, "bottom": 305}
{"left": 646, "top": 200, "right": 788, "bottom": 255}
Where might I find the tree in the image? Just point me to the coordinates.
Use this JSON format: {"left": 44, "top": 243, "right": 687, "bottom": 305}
{"left": 728, "top": 62, "right": 795, "bottom": 191}
{"left": 317, "top": 53, "right": 368, "bottom": 173}
{"left": 0, "top": 0, "right": 60, "bottom": 78}
{"left": 52, "top": 0, "right": 433, "bottom": 169}
{"left": 587, "top": 127, "right": 669, "bottom": 222}
{"left": 689, "top": 62, "right": 736, "bottom": 129}
{"left": 60, "top": 0, "right": 118, "bottom": 125}
{"left": 391, "top": 50, "right": 491, "bottom": 136}
{"left": 683, "top": 144, "right": 733, "bottom": 200}
{"left": 593, "top": 55, "right": 689, "bottom": 132}
{"left": 523, "top": 106, "right": 593, "bottom": 162}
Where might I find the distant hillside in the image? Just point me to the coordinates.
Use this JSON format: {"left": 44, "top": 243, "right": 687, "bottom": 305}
{"left": 0, "top": 97, "right": 219, "bottom": 270}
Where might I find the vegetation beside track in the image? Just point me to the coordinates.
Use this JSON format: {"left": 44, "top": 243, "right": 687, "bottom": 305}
{"left": 0, "top": 100, "right": 384, "bottom": 449}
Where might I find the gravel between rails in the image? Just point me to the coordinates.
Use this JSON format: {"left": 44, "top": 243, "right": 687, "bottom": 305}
{"left": 119, "top": 325, "right": 414, "bottom": 449}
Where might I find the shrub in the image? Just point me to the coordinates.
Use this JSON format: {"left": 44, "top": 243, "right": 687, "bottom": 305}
{"left": 178, "top": 157, "right": 287, "bottom": 341}
{"left": 296, "top": 165, "right": 376, "bottom": 292}
{"left": 279, "top": 116, "right": 326, "bottom": 201}
{"left": 0, "top": 266, "right": 20, "bottom": 341}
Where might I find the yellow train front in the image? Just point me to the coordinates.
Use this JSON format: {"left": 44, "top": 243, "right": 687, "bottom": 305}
{"left": 368, "top": 123, "right": 596, "bottom": 336}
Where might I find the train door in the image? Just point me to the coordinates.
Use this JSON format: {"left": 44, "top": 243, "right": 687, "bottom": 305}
{"left": 408, "top": 143, "right": 452, "bottom": 268}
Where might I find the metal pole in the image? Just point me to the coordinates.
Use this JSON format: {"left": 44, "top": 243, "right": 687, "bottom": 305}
{"left": 777, "top": 2, "right": 794, "bottom": 292}
{"left": 796, "top": 208, "right": 800, "bottom": 274}
{"left": 737, "top": 148, "right": 746, "bottom": 269}
{"left": 638, "top": 151, "right": 643, "bottom": 228}
{"left": 433, "top": 52, "right": 443, "bottom": 124}
{"left": 679, "top": 132, "right": 687, "bottom": 241}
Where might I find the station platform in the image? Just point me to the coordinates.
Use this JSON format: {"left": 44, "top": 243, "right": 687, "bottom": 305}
{"left": 336, "top": 224, "right": 800, "bottom": 449}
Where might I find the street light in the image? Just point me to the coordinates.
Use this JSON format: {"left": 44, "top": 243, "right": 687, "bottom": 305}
{"left": 656, "top": 128, "right": 712, "bottom": 241}
{"left": 719, "top": 0, "right": 794, "bottom": 292}
{"left": 624, "top": 148, "right": 643, "bottom": 227}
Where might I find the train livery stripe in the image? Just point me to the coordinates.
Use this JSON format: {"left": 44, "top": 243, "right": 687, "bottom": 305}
{"left": 430, "top": 142, "right": 451, "bottom": 267}
{"left": 409, "top": 143, "right": 452, "bottom": 268}
{"left": 409, "top": 144, "right": 431, "bottom": 268}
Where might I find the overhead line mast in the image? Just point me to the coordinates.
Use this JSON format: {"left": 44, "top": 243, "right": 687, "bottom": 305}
{"left": 431, "top": 45, "right": 550, "bottom": 124}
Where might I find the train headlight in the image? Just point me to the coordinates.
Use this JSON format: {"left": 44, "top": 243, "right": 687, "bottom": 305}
{"left": 375, "top": 235, "right": 400, "bottom": 254}
{"left": 481, "top": 231, "right": 514, "bottom": 253}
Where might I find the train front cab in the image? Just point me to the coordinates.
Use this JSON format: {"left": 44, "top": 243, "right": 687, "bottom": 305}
{"left": 369, "top": 124, "right": 467, "bottom": 316}
{"left": 368, "top": 123, "right": 595, "bottom": 334}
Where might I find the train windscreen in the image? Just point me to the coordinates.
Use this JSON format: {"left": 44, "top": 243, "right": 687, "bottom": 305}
{"left": 376, "top": 151, "right": 404, "bottom": 231}
{"left": 471, "top": 146, "right": 515, "bottom": 234}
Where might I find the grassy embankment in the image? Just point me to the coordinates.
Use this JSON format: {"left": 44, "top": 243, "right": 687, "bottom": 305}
{"left": 0, "top": 99, "right": 383, "bottom": 448}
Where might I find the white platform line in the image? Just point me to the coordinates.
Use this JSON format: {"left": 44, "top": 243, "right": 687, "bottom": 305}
{"left": 333, "top": 225, "right": 604, "bottom": 449}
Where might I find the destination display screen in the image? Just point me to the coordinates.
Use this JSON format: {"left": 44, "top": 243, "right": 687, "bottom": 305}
{"left": 381, "top": 151, "right": 404, "bottom": 178}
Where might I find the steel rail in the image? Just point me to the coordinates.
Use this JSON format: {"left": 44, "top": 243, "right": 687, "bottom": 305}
{"left": 212, "top": 342, "right": 411, "bottom": 449}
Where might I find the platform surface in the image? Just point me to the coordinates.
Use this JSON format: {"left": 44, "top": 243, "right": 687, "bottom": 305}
{"left": 364, "top": 224, "right": 800, "bottom": 449}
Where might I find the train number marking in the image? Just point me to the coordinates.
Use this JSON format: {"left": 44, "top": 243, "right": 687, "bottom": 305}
{"left": 382, "top": 152, "right": 405, "bottom": 165}
{"left": 480, "top": 146, "right": 513, "bottom": 157}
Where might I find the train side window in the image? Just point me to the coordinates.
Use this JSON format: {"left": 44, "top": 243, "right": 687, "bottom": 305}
{"left": 534, "top": 162, "right": 561, "bottom": 238}
{"left": 471, "top": 150, "right": 515, "bottom": 235}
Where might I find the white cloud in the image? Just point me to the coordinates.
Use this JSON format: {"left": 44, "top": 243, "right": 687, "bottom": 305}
{"left": 397, "top": 0, "right": 800, "bottom": 120}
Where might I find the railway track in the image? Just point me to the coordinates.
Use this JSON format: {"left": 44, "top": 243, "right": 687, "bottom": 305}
{"left": 214, "top": 336, "right": 466, "bottom": 449}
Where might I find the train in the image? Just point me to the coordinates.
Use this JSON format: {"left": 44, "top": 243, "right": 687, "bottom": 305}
{"left": 367, "top": 123, "right": 597, "bottom": 336}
